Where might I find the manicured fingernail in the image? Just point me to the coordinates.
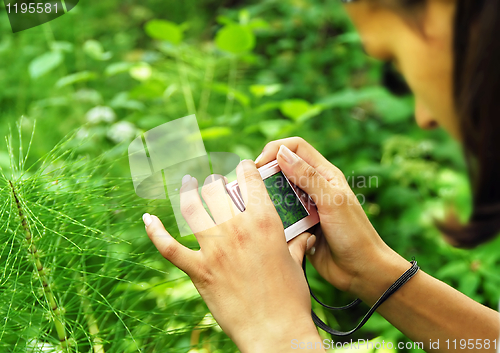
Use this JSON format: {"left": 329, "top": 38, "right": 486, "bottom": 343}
{"left": 255, "top": 153, "right": 263, "bottom": 164}
{"left": 306, "top": 234, "right": 316, "bottom": 251}
{"left": 142, "top": 213, "right": 153, "bottom": 227}
{"left": 278, "top": 145, "right": 297, "bottom": 165}
{"left": 307, "top": 246, "right": 316, "bottom": 256}
{"left": 182, "top": 174, "right": 191, "bottom": 185}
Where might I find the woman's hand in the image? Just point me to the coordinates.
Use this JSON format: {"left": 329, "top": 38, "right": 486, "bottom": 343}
{"left": 144, "top": 160, "right": 324, "bottom": 352}
{"left": 255, "top": 137, "right": 411, "bottom": 302}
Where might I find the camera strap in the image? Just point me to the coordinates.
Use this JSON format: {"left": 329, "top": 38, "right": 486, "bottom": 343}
{"left": 302, "top": 255, "right": 420, "bottom": 336}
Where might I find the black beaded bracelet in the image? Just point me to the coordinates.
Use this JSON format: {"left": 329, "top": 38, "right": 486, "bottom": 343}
{"left": 302, "top": 255, "right": 420, "bottom": 336}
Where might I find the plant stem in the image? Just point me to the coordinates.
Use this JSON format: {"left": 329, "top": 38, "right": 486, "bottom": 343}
{"left": 78, "top": 257, "right": 105, "bottom": 353}
{"left": 175, "top": 49, "right": 197, "bottom": 115}
{"left": 8, "top": 180, "right": 69, "bottom": 350}
{"left": 82, "top": 294, "right": 105, "bottom": 353}
{"left": 223, "top": 56, "right": 237, "bottom": 121}
{"left": 198, "top": 55, "right": 215, "bottom": 120}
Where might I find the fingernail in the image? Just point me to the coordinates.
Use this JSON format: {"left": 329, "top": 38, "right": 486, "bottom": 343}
{"left": 255, "top": 153, "right": 263, "bottom": 164}
{"left": 278, "top": 145, "right": 297, "bottom": 165}
{"left": 143, "top": 213, "right": 153, "bottom": 227}
{"left": 306, "top": 234, "right": 316, "bottom": 251}
{"left": 182, "top": 174, "right": 191, "bottom": 185}
{"left": 307, "top": 246, "right": 316, "bottom": 256}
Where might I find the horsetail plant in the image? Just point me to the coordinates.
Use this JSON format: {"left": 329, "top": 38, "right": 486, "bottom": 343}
{"left": 0, "top": 120, "right": 232, "bottom": 353}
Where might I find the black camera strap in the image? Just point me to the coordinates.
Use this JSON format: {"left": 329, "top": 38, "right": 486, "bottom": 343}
{"left": 302, "top": 255, "right": 420, "bottom": 336}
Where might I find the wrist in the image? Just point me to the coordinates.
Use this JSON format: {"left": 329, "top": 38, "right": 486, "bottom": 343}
{"left": 235, "top": 315, "right": 325, "bottom": 353}
{"left": 350, "top": 245, "right": 412, "bottom": 306}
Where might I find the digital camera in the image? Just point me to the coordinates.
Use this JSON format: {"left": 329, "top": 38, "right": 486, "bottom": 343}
{"left": 225, "top": 160, "right": 320, "bottom": 241}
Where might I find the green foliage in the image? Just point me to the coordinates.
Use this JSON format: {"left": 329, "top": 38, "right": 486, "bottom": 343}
{"left": 29, "top": 51, "right": 64, "bottom": 79}
{"left": 1, "top": 0, "right": 499, "bottom": 351}
{"left": 144, "top": 20, "right": 184, "bottom": 45}
{"left": 1, "top": 123, "right": 229, "bottom": 352}
{"left": 215, "top": 24, "right": 255, "bottom": 54}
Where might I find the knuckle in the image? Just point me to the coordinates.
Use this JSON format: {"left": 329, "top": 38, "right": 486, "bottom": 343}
{"left": 231, "top": 222, "right": 249, "bottom": 246}
{"left": 194, "top": 263, "right": 214, "bottom": 287}
{"left": 201, "top": 176, "right": 221, "bottom": 199}
{"left": 212, "top": 245, "right": 227, "bottom": 265}
{"left": 180, "top": 201, "right": 198, "bottom": 218}
{"left": 253, "top": 211, "right": 281, "bottom": 233}
{"left": 301, "top": 164, "right": 319, "bottom": 180}
{"left": 160, "top": 240, "right": 178, "bottom": 261}
{"left": 263, "top": 140, "right": 275, "bottom": 150}
{"left": 293, "top": 136, "right": 306, "bottom": 145}
{"left": 243, "top": 169, "right": 262, "bottom": 184}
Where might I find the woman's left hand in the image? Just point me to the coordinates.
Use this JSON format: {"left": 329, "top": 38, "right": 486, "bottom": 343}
{"left": 143, "top": 159, "right": 323, "bottom": 352}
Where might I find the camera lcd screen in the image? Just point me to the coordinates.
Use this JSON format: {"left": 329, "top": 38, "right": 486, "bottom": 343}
{"left": 263, "top": 171, "right": 309, "bottom": 228}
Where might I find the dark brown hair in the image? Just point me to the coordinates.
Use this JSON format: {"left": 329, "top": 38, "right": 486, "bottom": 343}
{"left": 444, "top": 0, "right": 500, "bottom": 248}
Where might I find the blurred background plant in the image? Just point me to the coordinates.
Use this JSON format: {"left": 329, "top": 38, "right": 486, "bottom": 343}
{"left": 1, "top": 0, "right": 499, "bottom": 352}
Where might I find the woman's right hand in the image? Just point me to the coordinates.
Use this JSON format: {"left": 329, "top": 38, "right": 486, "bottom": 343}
{"left": 255, "top": 137, "right": 410, "bottom": 301}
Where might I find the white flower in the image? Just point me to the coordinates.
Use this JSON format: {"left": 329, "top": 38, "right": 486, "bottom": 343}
{"left": 85, "top": 106, "right": 116, "bottom": 124}
{"left": 107, "top": 121, "right": 137, "bottom": 143}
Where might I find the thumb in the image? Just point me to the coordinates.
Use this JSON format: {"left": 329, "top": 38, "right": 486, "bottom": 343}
{"left": 288, "top": 232, "right": 316, "bottom": 266}
{"left": 143, "top": 213, "right": 199, "bottom": 275}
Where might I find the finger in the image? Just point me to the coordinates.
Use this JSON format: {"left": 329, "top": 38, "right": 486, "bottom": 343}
{"left": 143, "top": 213, "right": 200, "bottom": 274}
{"left": 255, "top": 137, "right": 344, "bottom": 186}
{"left": 201, "top": 174, "right": 241, "bottom": 224}
{"left": 236, "top": 159, "right": 274, "bottom": 212}
{"left": 276, "top": 145, "right": 352, "bottom": 212}
{"left": 180, "top": 175, "right": 217, "bottom": 236}
{"left": 288, "top": 232, "right": 316, "bottom": 266}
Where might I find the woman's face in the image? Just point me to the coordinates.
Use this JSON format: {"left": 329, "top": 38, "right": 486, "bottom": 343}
{"left": 343, "top": 0, "right": 460, "bottom": 140}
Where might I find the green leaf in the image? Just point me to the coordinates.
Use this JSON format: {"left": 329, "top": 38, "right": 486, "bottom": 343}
{"left": 200, "top": 127, "right": 232, "bottom": 140}
{"left": 258, "top": 120, "right": 293, "bottom": 139}
{"left": 238, "top": 9, "right": 250, "bottom": 25}
{"left": 249, "top": 84, "right": 282, "bottom": 98}
{"left": 255, "top": 101, "right": 282, "bottom": 113}
{"left": 316, "top": 89, "right": 360, "bottom": 108}
{"left": 105, "top": 62, "right": 134, "bottom": 76}
{"left": 55, "top": 71, "right": 98, "bottom": 88}
{"left": 29, "top": 51, "right": 63, "bottom": 79}
{"left": 144, "top": 19, "right": 183, "bottom": 45}
{"left": 280, "top": 99, "right": 323, "bottom": 122}
{"left": 109, "top": 92, "right": 145, "bottom": 111}
{"left": 211, "top": 83, "right": 250, "bottom": 107}
{"left": 334, "top": 32, "right": 361, "bottom": 44}
{"left": 83, "top": 39, "right": 112, "bottom": 61}
{"left": 129, "top": 80, "right": 166, "bottom": 100}
{"left": 435, "top": 261, "right": 468, "bottom": 279}
{"left": 215, "top": 24, "right": 255, "bottom": 54}
{"left": 373, "top": 94, "right": 413, "bottom": 123}
{"left": 216, "top": 15, "right": 234, "bottom": 25}
{"left": 50, "top": 41, "right": 73, "bottom": 52}
{"left": 458, "top": 271, "right": 480, "bottom": 297}
{"left": 317, "top": 87, "right": 413, "bottom": 122}
{"left": 248, "top": 18, "right": 269, "bottom": 31}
